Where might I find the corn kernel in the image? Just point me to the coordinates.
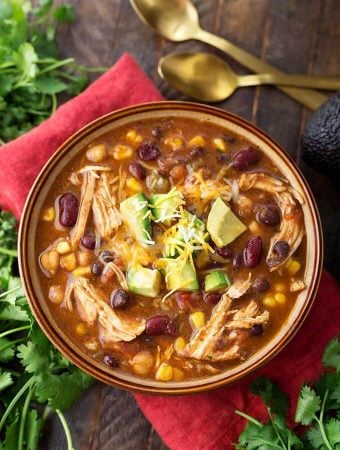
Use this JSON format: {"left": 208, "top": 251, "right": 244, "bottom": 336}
{"left": 126, "top": 129, "right": 143, "bottom": 144}
{"left": 188, "top": 135, "right": 206, "bottom": 148}
{"left": 126, "top": 177, "right": 143, "bottom": 192}
{"left": 77, "top": 251, "right": 92, "bottom": 266}
{"left": 56, "top": 241, "right": 71, "bottom": 255}
{"left": 112, "top": 144, "right": 133, "bottom": 160}
{"left": 274, "top": 283, "right": 286, "bottom": 293}
{"left": 287, "top": 260, "right": 301, "bottom": 276}
{"left": 164, "top": 136, "right": 184, "bottom": 151}
{"left": 76, "top": 323, "right": 87, "bottom": 335}
{"left": 155, "top": 363, "right": 173, "bottom": 381}
{"left": 85, "top": 339, "right": 98, "bottom": 351}
{"left": 285, "top": 257, "right": 294, "bottom": 269}
{"left": 172, "top": 368, "right": 185, "bottom": 381}
{"left": 248, "top": 220, "right": 260, "bottom": 234}
{"left": 212, "top": 137, "right": 227, "bottom": 151}
{"left": 174, "top": 337, "right": 186, "bottom": 353}
{"left": 60, "top": 253, "right": 76, "bottom": 272}
{"left": 42, "top": 207, "right": 55, "bottom": 222}
{"left": 263, "top": 296, "right": 276, "bottom": 308}
{"left": 274, "top": 293, "right": 286, "bottom": 304}
{"left": 73, "top": 266, "right": 91, "bottom": 277}
{"left": 190, "top": 311, "right": 205, "bottom": 329}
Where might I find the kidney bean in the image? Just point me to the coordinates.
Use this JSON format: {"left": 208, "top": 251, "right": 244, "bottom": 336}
{"left": 256, "top": 206, "right": 280, "bottom": 227}
{"left": 145, "top": 315, "right": 175, "bottom": 336}
{"left": 99, "top": 250, "right": 114, "bottom": 263}
{"left": 103, "top": 355, "right": 119, "bottom": 367}
{"left": 59, "top": 193, "right": 78, "bottom": 227}
{"left": 243, "top": 236, "right": 262, "bottom": 268}
{"left": 175, "top": 292, "right": 192, "bottom": 311}
{"left": 92, "top": 262, "right": 104, "bottom": 276}
{"left": 129, "top": 161, "right": 146, "bottom": 180}
{"left": 81, "top": 234, "right": 96, "bottom": 250}
{"left": 233, "top": 252, "right": 243, "bottom": 269}
{"left": 231, "top": 146, "right": 260, "bottom": 171}
{"left": 204, "top": 293, "right": 221, "bottom": 305}
{"left": 252, "top": 276, "right": 270, "bottom": 293}
{"left": 110, "top": 289, "right": 130, "bottom": 309}
{"left": 137, "top": 141, "right": 161, "bottom": 161}
{"left": 216, "top": 245, "right": 232, "bottom": 259}
{"left": 250, "top": 324, "right": 263, "bottom": 336}
{"left": 170, "top": 164, "right": 187, "bottom": 182}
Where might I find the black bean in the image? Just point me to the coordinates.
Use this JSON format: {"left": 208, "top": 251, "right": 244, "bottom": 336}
{"left": 232, "top": 146, "right": 260, "bottom": 171}
{"left": 81, "top": 234, "right": 96, "bottom": 250}
{"left": 59, "top": 193, "right": 78, "bottom": 227}
{"left": 189, "top": 146, "right": 205, "bottom": 158}
{"left": 204, "top": 293, "right": 221, "bottom": 305}
{"left": 252, "top": 277, "right": 270, "bottom": 293}
{"left": 223, "top": 134, "right": 236, "bottom": 144}
{"left": 216, "top": 245, "right": 232, "bottom": 259}
{"left": 99, "top": 250, "right": 114, "bottom": 263}
{"left": 250, "top": 324, "right": 263, "bottom": 336}
{"left": 217, "top": 153, "right": 230, "bottom": 163}
{"left": 256, "top": 206, "right": 280, "bottom": 227}
{"left": 243, "top": 236, "right": 262, "bottom": 268}
{"left": 110, "top": 289, "right": 130, "bottom": 309}
{"left": 137, "top": 141, "right": 161, "bottom": 161}
{"left": 274, "top": 241, "right": 290, "bottom": 258}
{"left": 233, "top": 252, "right": 243, "bottom": 269}
{"left": 145, "top": 315, "right": 171, "bottom": 336}
{"left": 92, "top": 262, "right": 104, "bottom": 276}
{"left": 129, "top": 161, "right": 146, "bottom": 180}
{"left": 103, "top": 355, "right": 119, "bottom": 367}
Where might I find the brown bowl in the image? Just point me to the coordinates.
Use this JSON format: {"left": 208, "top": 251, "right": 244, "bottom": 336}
{"left": 18, "top": 101, "right": 323, "bottom": 395}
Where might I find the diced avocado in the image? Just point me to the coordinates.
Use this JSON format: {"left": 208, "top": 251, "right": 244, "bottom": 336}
{"left": 204, "top": 271, "right": 230, "bottom": 292}
{"left": 149, "top": 188, "right": 183, "bottom": 225}
{"left": 120, "top": 193, "right": 153, "bottom": 247}
{"left": 162, "top": 258, "right": 199, "bottom": 291}
{"left": 207, "top": 197, "right": 246, "bottom": 247}
{"left": 127, "top": 266, "right": 161, "bottom": 297}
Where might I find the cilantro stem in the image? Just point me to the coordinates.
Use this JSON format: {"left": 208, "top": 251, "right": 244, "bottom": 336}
{"left": 18, "top": 385, "right": 33, "bottom": 450}
{"left": 38, "top": 58, "right": 75, "bottom": 75}
{"left": 73, "top": 64, "right": 108, "bottom": 73}
{"left": 51, "top": 93, "right": 57, "bottom": 114}
{"left": 0, "top": 376, "right": 36, "bottom": 433}
{"left": 268, "top": 408, "right": 288, "bottom": 450}
{"left": 0, "top": 337, "right": 26, "bottom": 351}
{"left": 0, "top": 325, "right": 30, "bottom": 339}
{"left": 56, "top": 409, "right": 75, "bottom": 450}
{"left": 235, "top": 410, "right": 264, "bottom": 428}
{"left": 315, "top": 391, "right": 332, "bottom": 450}
{"left": 0, "top": 285, "right": 21, "bottom": 299}
{"left": 0, "top": 246, "right": 18, "bottom": 257}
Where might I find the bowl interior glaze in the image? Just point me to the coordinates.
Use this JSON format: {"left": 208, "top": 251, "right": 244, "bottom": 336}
{"left": 19, "top": 102, "right": 323, "bottom": 395}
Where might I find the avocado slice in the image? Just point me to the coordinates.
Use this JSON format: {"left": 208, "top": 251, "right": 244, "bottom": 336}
{"left": 207, "top": 197, "right": 246, "bottom": 247}
{"left": 204, "top": 271, "right": 230, "bottom": 292}
{"left": 149, "top": 188, "right": 183, "bottom": 225}
{"left": 120, "top": 193, "right": 153, "bottom": 246}
{"left": 301, "top": 91, "right": 340, "bottom": 174}
{"left": 162, "top": 258, "right": 199, "bottom": 291}
{"left": 127, "top": 266, "right": 161, "bottom": 297}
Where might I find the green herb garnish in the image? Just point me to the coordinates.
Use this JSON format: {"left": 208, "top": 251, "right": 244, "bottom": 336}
{"left": 235, "top": 337, "right": 340, "bottom": 449}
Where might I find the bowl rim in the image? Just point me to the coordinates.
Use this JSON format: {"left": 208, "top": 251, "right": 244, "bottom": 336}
{"left": 18, "top": 100, "right": 323, "bottom": 395}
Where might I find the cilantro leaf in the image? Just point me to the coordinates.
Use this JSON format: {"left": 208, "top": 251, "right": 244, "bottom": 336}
{"left": 237, "top": 421, "right": 281, "bottom": 450}
{"left": 314, "top": 372, "right": 340, "bottom": 410}
{"left": 322, "top": 337, "right": 340, "bottom": 373}
{"left": 325, "top": 418, "right": 340, "bottom": 448}
{"left": 17, "top": 341, "right": 49, "bottom": 373}
{"left": 53, "top": 4, "right": 75, "bottom": 22}
{"left": 13, "top": 43, "right": 38, "bottom": 81}
{"left": 0, "top": 413, "right": 19, "bottom": 450}
{"left": 0, "top": 337, "right": 16, "bottom": 362}
{"left": 295, "top": 386, "right": 321, "bottom": 425}
{"left": 0, "top": 371, "right": 13, "bottom": 392}
{"left": 251, "top": 377, "right": 290, "bottom": 416}
{"left": 305, "top": 426, "right": 326, "bottom": 449}
{"left": 34, "top": 76, "right": 68, "bottom": 94}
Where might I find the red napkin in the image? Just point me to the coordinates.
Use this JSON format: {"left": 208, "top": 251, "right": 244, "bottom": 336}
{"left": 1, "top": 53, "right": 339, "bottom": 450}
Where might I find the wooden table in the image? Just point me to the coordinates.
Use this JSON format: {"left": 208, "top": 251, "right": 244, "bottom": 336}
{"left": 41, "top": 1, "right": 340, "bottom": 448}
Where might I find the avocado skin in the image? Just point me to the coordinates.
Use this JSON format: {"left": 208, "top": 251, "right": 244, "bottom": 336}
{"left": 301, "top": 91, "right": 340, "bottom": 174}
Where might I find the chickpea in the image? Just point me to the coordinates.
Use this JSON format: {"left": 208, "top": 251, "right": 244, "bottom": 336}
{"left": 48, "top": 285, "right": 64, "bottom": 303}
{"left": 40, "top": 250, "right": 60, "bottom": 275}
{"left": 132, "top": 351, "right": 154, "bottom": 376}
{"left": 86, "top": 144, "right": 107, "bottom": 162}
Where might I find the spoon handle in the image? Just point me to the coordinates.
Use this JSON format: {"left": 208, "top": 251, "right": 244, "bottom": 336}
{"left": 196, "top": 29, "right": 327, "bottom": 110}
{"left": 238, "top": 73, "right": 340, "bottom": 90}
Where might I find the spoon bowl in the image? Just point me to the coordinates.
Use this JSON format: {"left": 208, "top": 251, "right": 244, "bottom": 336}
{"left": 130, "top": 0, "right": 199, "bottom": 41}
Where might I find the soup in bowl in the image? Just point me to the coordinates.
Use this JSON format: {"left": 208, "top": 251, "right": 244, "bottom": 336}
{"left": 19, "top": 102, "right": 322, "bottom": 394}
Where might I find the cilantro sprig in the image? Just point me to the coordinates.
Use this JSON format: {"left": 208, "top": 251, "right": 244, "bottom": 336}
{"left": 0, "top": 0, "right": 106, "bottom": 144}
{"left": 0, "top": 212, "right": 93, "bottom": 449}
{"left": 235, "top": 337, "right": 340, "bottom": 449}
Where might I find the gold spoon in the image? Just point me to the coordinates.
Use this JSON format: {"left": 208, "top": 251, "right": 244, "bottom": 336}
{"left": 159, "top": 53, "right": 340, "bottom": 102}
{"left": 130, "top": 0, "right": 327, "bottom": 110}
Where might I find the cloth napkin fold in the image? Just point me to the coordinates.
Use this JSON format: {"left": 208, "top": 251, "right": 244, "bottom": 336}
{"left": 0, "top": 53, "right": 339, "bottom": 450}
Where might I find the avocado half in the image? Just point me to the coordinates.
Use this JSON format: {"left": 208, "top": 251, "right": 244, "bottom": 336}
{"left": 301, "top": 91, "right": 340, "bottom": 174}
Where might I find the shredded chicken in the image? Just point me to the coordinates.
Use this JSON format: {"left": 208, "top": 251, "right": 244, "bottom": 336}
{"left": 92, "top": 173, "right": 122, "bottom": 239}
{"left": 290, "top": 279, "right": 306, "bottom": 292}
{"left": 227, "top": 274, "right": 252, "bottom": 299}
{"left": 64, "top": 277, "right": 145, "bottom": 344}
{"left": 70, "top": 171, "right": 97, "bottom": 248}
{"left": 181, "top": 293, "right": 269, "bottom": 362}
{"left": 238, "top": 173, "right": 305, "bottom": 270}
